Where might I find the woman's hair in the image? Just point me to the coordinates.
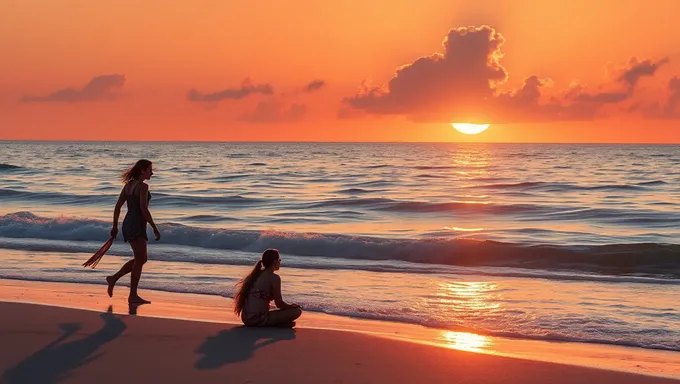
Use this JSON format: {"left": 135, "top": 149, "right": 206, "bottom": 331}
{"left": 121, "top": 159, "right": 152, "bottom": 183}
{"left": 234, "top": 249, "right": 280, "bottom": 315}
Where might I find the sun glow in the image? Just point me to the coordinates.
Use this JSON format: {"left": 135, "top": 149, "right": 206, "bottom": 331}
{"left": 452, "top": 123, "right": 490, "bottom": 135}
{"left": 440, "top": 331, "right": 492, "bottom": 352}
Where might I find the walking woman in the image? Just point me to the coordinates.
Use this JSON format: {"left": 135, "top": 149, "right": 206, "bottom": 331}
{"left": 234, "top": 249, "right": 302, "bottom": 327}
{"left": 106, "top": 159, "right": 160, "bottom": 304}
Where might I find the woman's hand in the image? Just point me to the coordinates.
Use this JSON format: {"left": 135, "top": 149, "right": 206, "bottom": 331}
{"left": 110, "top": 227, "right": 118, "bottom": 239}
{"left": 153, "top": 227, "right": 161, "bottom": 241}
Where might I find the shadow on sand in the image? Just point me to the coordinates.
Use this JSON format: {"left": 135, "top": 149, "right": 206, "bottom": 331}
{"left": 195, "top": 326, "right": 296, "bottom": 369}
{"left": 128, "top": 301, "right": 149, "bottom": 316}
{"left": 2, "top": 305, "right": 127, "bottom": 383}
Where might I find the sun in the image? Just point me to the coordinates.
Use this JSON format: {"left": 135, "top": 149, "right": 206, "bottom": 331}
{"left": 452, "top": 123, "right": 490, "bottom": 135}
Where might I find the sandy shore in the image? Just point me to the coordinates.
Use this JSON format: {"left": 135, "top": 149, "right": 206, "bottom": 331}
{"left": 0, "top": 279, "right": 678, "bottom": 383}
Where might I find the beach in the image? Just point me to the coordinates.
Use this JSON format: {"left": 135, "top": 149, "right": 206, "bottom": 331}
{"left": 1, "top": 278, "right": 679, "bottom": 383}
{"left": 4, "top": 0, "right": 680, "bottom": 380}
{"left": 1, "top": 142, "right": 679, "bottom": 382}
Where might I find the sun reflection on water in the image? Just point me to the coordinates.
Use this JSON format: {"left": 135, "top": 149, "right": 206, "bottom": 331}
{"left": 433, "top": 281, "right": 501, "bottom": 310}
{"left": 440, "top": 331, "right": 493, "bottom": 352}
{"left": 444, "top": 226, "right": 486, "bottom": 232}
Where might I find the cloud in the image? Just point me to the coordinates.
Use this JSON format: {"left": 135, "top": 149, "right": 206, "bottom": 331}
{"left": 619, "top": 57, "right": 669, "bottom": 89}
{"left": 344, "top": 25, "right": 677, "bottom": 122}
{"left": 345, "top": 26, "right": 507, "bottom": 121}
{"left": 240, "top": 100, "right": 306, "bottom": 123}
{"left": 302, "top": 80, "right": 326, "bottom": 93}
{"left": 572, "top": 57, "right": 669, "bottom": 104}
{"left": 20, "top": 74, "right": 126, "bottom": 103}
{"left": 640, "top": 76, "right": 680, "bottom": 119}
{"left": 188, "top": 79, "right": 273, "bottom": 102}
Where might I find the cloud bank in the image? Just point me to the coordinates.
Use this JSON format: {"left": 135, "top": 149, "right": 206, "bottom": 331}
{"left": 188, "top": 79, "right": 274, "bottom": 102}
{"left": 344, "top": 26, "right": 678, "bottom": 122}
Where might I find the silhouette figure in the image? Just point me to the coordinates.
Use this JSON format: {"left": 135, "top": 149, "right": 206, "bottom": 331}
{"left": 195, "top": 326, "right": 296, "bottom": 369}
{"left": 107, "top": 159, "right": 160, "bottom": 304}
{"left": 2, "top": 306, "right": 126, "bottom": 383}
{"left": 234, "top": 249, "right": 303, "bottom": 327}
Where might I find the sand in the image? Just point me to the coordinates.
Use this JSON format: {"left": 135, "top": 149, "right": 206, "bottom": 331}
{"left": 1, "top": 280, "right": 678, "bottom": 383}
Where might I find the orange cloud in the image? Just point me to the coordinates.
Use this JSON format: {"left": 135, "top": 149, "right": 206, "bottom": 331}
{"left": 302, "top": 80, "right": 327, "bottom": 93}
{"left": 344, "top": 25, "right": 678, "bottom": 123}
{"left": 187, "top": 79, "right": 274, "bottom": 103}
{"left": 20, "top": 74, "right": 125, "bottom": 103}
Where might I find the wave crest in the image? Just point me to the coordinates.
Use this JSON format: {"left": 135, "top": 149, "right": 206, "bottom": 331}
{"left": 1, "top": 212, "right": 678, "bottom": 278}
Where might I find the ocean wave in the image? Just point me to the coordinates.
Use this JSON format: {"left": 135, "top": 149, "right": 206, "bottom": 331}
{"left": 0, "top": 164, "right": 25, "bottom": 171}
{"left": 637, "top": 180, "right": 667, "bottom": 186}
{"left": 2, "top": 237, "right": 677, "bottom": 285}
{"left": 209, "top": 174, "right": 251, "bottom": 182}
{"left": 333, "top": 188, "right": 384, "bottom": 195}
{"left": 0, "top": 189, "right": 112, "bottom": 205}
{"left": 151, "top": 192, "right": 266, "bottom": 206}
{"left": 469, "top": 181, "right": 666, "bottom": 192}
{"left": 304, "top": 197, "right": 544, "bottom": 215}
{"left": 1, "top": 212, "right": 678, "bottom": 278}
{"left": 0, "top": 189, "right": 266, "bottom": 206}
{"left": 412, "top": 165, "right": 457, "bottom": 170}
{"left": 363, "top": 164, "right": 392, "bottom": 169}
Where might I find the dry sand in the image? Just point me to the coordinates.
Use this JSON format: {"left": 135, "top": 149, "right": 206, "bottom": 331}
{"left": 1, "top": 280, "right": 679, "bottom": 383}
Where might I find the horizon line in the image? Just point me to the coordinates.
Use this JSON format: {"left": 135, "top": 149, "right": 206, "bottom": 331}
{"left": 0, "top": 139, "right": 678, "bottom": 145}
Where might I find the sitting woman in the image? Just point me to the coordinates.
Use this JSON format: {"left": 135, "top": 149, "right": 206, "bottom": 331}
{"left": 234, "top": 249, "right": 302, "bottom": 327}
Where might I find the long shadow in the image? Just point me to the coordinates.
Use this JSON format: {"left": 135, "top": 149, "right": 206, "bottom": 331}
{"left": 195, "top": 326, "right": 296, "bottom": 370}
{"left": 2, "top": 306, "right": 127, "bottom": 383}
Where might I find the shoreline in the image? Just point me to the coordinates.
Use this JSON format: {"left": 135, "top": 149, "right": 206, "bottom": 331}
{"left": 4, "top": 302, "right": 679, "bottom": 384}
{"left": 1, "top": 278, "right": 678, "bottom": 380}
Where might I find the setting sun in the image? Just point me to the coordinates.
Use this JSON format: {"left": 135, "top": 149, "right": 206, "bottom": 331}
{"left": 452, "top": 123, "right": 490, "bottom": 135}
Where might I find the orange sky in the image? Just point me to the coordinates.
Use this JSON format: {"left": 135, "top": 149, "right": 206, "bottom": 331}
{"left": 1, "top": 0, "right": 679, "bottom": 143}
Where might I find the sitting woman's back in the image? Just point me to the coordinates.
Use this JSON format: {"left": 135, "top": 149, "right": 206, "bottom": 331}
{"left": 234, "top": 249, "right": 302, "bottom": 327}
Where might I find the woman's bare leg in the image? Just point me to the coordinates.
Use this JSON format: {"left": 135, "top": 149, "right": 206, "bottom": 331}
{"left": 264, "top": 308, "right": 302, "bottom": 327}
{"left": 128, "top": 238, "right": 149, "bottom": 304}
{"left": 106, "top": 260, "right": 134, "bottom": 297}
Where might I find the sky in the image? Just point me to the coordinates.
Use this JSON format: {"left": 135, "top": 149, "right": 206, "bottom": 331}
{"left": 1, "top": 0, "right": 679, "bottom": 143}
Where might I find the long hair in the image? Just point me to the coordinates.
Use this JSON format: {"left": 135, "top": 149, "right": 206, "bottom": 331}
{"left": 121, "top": 159, "right": 152, "bottom": 183}
{"left": 234, "top": 249, "right": 280, "bottom": 315}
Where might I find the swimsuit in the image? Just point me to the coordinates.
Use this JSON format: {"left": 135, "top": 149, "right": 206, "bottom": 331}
{"left": 121, "top": 182, "right": 152, "bottom": 242}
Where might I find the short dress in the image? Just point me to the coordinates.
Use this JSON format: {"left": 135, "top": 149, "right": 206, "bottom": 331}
{"left": 121, "top": 182, "right": 152, "bottom": 242}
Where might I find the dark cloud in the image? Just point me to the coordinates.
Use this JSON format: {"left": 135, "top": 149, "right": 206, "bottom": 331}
{"left": 344, "top": 25, "right": 677, "bottom": 122}
{"left": 20, "top": 74, "right": 125, "bottom": 103}
{"left": 188, "top": 79, "right": 273, "bottom": 102}
{"left": 494, "top": 77, "right": 601, "bottom": 122}
{"left": 303, "top": 80, "right": 326, "bottom": 93}
{"left": 345, "top": 26, "right": 507, "bottom": 120}
{"left": 240, "top": 100, "right": 306, "bottom": 123}
{"left": 619, "top": 57, "right": 669, "bottom": 89}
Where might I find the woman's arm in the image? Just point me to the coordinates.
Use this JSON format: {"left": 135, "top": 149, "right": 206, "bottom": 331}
{"left": 111, "top": 189, "right": 126, "bottom": 237}
{"left": 138, "top": 183, "right": 160, "bottom": 240}
{"left": 271, "top": 274, "right": 298, "bottom": 309}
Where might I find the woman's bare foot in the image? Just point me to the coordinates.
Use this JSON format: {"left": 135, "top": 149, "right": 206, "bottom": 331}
{"left": 128, "top": 296, "right": 151, "bottom": 304}
{"left": 106, "top": 276, "right": 116, "bottom": 297}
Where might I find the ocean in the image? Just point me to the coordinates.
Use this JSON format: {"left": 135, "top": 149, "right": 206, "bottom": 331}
{"left": 0, "top": 141, "right": 678, "bottom": 352}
